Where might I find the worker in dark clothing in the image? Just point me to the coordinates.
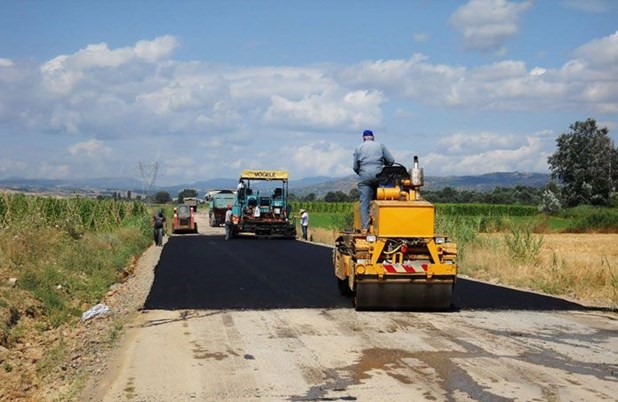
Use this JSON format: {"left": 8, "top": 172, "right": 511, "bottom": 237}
{"left": 152, "top": 209, "right": 166, "bottom": 246}
{"left": 353, "top": 129, "right": 395, "bottom": 231}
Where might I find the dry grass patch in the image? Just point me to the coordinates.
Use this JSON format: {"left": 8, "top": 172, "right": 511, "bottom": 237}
{"left": 307, "top": 226, "right": 338, "bottom": 245}
{"left": 461, "top": 233, "right": 618, "bottom": 308}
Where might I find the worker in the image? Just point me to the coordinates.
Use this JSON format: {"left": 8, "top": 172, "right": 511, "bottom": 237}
{"left": 152, "top": 209, "right": 166, "bottom": 246}
{"left": 300, "top": 208, "right": 309, "bottom": 240}
{"left": 237, "top": 179, "right": 246, "bottom": 198}
{"left": 353, "top": 129, "right": 395, "bottom": 231}
{"left": 224, "top": 204, "right": 233, "bottom": 240}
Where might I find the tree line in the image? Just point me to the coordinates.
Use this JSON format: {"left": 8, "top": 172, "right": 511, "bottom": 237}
{"left": 289, "top": 186, "right": 547, "bottom": 205}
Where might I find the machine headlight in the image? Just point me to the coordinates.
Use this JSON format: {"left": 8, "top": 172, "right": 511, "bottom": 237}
{"left": 435, "top": 237, "right": 446, "bottom": 244}
{"left": 366, "top": 234, "right": 377, "bottom": 243}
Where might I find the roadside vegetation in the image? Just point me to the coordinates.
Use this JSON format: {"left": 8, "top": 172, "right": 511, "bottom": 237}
{"left": 0, "top": 192, "right": 152, "bottom": 399}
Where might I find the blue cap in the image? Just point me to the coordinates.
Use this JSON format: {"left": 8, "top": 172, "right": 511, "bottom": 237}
{"left": 363, "top": 130, "right": 374, "bottom": 136}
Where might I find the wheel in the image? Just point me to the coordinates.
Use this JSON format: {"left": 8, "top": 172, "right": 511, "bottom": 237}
{"left": 209, "top": 213, "right": 214, "bottom": 227}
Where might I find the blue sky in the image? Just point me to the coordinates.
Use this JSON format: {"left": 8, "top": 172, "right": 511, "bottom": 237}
{"left": 0, "top": 0, "right": 616, "bottom": 185}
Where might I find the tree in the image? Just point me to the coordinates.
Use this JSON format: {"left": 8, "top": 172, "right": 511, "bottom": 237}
{"left": 178, "top": 188, "right": 198, "bottom": 204}
{"left": 324, "top": 191, "right": 347, "bottom": 202}
{"left": 548, "top": 118, "right": 617, "bottom": 207}
{"left": 348, "top": 188, "right": 360, "bottom": 201}
{"left": 302, "top": 193, "right": 316, "bottom": 202}
{"left": 154, "top": 191, "right": 172, "bottom": 204}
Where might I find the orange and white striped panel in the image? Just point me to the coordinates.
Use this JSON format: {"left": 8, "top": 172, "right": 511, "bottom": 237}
{"left": 383, "top": 261, "right": 429, "bottom": 273}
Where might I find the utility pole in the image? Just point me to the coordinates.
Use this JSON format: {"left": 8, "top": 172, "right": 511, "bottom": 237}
{"left": 138, "top": 162, "right": 158, "bottom": 203}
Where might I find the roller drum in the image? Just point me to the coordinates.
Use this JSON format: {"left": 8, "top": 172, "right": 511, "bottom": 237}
{"left": 354, "top": 280, "right": 454, "bottom": 311}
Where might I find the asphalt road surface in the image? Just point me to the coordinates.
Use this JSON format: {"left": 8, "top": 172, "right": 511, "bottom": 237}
{"left": 144, "top": 234, "right": 350, "bottom": 310}
{"left": 87, "top": 212, "right": 618, "bottom": 401}
{"left": 144, "top": 234, "right": 591, "bottom": 312}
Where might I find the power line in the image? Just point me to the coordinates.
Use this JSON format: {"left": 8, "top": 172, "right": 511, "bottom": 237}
{"left": 138, "top": 161, "right": 158, "bottom": 202}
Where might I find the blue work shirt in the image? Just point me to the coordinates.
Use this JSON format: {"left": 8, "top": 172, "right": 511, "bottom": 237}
{"left": 353, "top": 139, "right": 395, "bottom": 181}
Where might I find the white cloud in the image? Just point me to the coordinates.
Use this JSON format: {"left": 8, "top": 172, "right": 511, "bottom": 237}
{"left": 134, "top": 35, "right": 178, "bottom": 62}
{"left": 163, "top": 156, "right": 196, "bottom": 178}
{"left": 40, "top": 36, "right": 178, "bottom": 94}
{"left": 425, "top": 133, "right": 549, "bottom": 175}
{"left": 413, "top": 33, "right": 429, "bottom": 43}
{"left": 0, "top": 158, "right": 28, "bottom": 176}
{"left": 574, "top": 31, "right": 618, "bottom": 68}
{"left": 438, "top": 132, "right": 527, "bottom": 155}
{"left": 341, "top": 40, "right": 617, "bottom": 112}
{"left": 51, "top": 110, "right": 82, "bottom": 134}
{"left": 265, "top": 89, "right": 384, "bottom": 130}
{"left": 289, "top": 141, "right": 351, "bottom": 177}
{"left": 338, "top": 54, "right": 464, "bottom": 104}
{"left": 67, "top": 139, "right": 112, "bottom": 156}
{"left": 39, "top": 162, "right": 71, "bottom": 179}
{"left": 0, "top": 59, "right": 14, "bottom": 67}
{"left": 449, "top": 0, "right": 533, "bottom": 52}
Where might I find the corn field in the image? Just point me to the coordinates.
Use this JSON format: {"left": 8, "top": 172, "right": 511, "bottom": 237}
{"left": 0, "top": 193, "right": 149, "bottom": 235}
{"left": 435, "top": 203, "right": 538, "bottom": 216}
{"left": 0, "top": 192, "right": 152, "bottom": 330}
{"left": 291, "top": 201, "right": 538, "bottom": 217}
{"left": 290, "top": 201, "right": 353, "bottom": 214}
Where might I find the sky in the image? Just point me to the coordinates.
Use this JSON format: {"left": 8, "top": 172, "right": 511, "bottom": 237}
{"left": 0, "top": 0, "right": 616, "bottom": 186}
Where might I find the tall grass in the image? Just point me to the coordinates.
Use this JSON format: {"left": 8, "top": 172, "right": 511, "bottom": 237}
{"left": 503, "top": 226, "right": 544, "bottom": 264}
{"left": 0, "top": 193, "right": 151, "bottom": 330}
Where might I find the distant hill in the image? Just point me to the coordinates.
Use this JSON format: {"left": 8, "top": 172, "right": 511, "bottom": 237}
{"left": 289, "top": 172, "right": 551, "bottom": 198}
{"left": 0, "top": 172, "right": 551, "bottom": 198}
{"left": 425, "top": 172, "right": 551, "bottom": 191}
{"left": 0, "top": 177, "right": 144, "bottom": 196}
{"left": 157, "top": 176, "right": 334, "bottom": 197}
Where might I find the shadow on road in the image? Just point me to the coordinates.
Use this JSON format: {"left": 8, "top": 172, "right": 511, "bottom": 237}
{"left": 144, "top": 236, "right": 602, "bottom": 312}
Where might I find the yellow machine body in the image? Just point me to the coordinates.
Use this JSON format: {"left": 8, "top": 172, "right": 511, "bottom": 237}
{"left": 334, "top": 159, "right": 458, "bottom": 310}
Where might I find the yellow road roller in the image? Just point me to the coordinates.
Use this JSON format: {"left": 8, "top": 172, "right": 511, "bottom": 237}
{"left": 333, "top": 156, "right": 457, "bottom": 310}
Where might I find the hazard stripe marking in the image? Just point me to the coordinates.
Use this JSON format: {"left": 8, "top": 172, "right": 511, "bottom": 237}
{"left": 383, "top": 263, "right": 429, "bottom": 273}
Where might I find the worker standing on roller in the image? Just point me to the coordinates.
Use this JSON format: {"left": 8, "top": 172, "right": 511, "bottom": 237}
{"left": 353, "top": 129, "right": 395, "bottom": 231}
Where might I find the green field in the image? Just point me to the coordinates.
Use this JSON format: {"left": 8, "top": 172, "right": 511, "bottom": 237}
{"left": 292, "top": 201, "right": 618, "bottom": 234}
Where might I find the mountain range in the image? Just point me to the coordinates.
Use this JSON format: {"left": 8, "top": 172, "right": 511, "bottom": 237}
{"left": 0, "top": 172, "right": 551, "bottom": 198}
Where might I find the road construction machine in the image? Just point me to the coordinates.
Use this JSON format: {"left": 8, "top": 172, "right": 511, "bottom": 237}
{"left": 182, "top": 196, "right": 199, "bottom": 212}
{"left": 230, "top": 170, "right": 296, "bottom": 238}
{"left": 333, "top": 156, "right": 457, "bottom": 310}
{"left": 172, "top": 204, "right": 198, "bottom": 234}
{"left": 206, "top": 189, "right": 236, "bottom": 227}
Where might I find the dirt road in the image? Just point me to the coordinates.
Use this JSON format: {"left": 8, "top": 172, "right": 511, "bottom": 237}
{"left": 83, "top": 211, "right": 618, "bottom": 401}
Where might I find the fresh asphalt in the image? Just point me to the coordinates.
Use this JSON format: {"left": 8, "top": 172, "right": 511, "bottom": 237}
{"left": 144, "top": 234, "right": 588, "bottom": 311}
